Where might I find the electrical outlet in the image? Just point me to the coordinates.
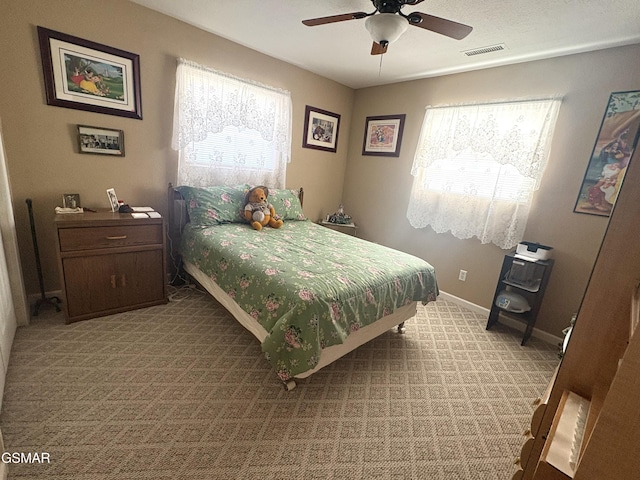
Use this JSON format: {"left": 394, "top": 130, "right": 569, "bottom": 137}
{"left": 458, "top": 269, "right": 467, "bottom": 281}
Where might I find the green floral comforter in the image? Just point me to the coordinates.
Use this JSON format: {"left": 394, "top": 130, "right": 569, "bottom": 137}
{"left": 180, "top": 221, "right": 438, "bottom": 380}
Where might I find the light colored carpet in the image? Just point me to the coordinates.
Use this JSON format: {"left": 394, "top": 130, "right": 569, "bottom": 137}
{"left": 0, "top": 290, "right": 559, "bottom": 479}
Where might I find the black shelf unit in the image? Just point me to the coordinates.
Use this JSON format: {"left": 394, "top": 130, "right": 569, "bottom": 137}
{"left": 486, "top": 252, "right": 554, "bottom": 345}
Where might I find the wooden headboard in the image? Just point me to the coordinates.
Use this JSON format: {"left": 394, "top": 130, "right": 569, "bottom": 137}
{"left": 167, "top": 183, "right": 186, "bottom": 236}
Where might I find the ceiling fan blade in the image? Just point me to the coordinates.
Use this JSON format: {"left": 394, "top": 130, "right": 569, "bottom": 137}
{"left": 371, "top": 41, "right": 388, "bottom": 55}
{"left": 302, "top": 12, "right": 368, "bottom": 27}
{"left": 408, "top": 12, "right": 473, "bottom": 40}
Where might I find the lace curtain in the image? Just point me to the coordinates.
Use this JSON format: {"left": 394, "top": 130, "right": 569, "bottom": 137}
{"left": 172, "top": 59, "right": 292, "bottom": 188}
{"left": 406, "top": 98, "right": 561, "bottom": 249}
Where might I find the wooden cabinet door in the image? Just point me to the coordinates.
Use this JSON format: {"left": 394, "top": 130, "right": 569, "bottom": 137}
{"left": 63, "top": 250, "right": 164, "bottom": 318}
{"left": 113, "top": 250, "right": 165, "bottom": 308}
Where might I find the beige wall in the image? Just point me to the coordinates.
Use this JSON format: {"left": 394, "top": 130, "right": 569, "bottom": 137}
{"left": 0, "top": 0, "right": 354, "bottom": 298}
{"left": 342, "top": 45, "right": 640, "bottom": 336}
{"left": 1, "top": 0, "right": 638, "bottom": 338}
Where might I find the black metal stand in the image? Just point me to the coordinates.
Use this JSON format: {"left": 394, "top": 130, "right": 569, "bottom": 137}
{"left": 486, "top": 252, "right": 554, "bottom": 346}
{"left": 26, "top": 198, "right": 61, "bottom": 316}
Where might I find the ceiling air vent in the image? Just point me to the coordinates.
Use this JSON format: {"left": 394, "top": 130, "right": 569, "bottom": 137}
{"left": 462, "top": 44, "right": 506, "bottom": 56}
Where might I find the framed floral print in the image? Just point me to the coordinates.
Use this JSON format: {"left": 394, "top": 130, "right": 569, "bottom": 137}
{"left": 574, "top": 91, "right": 640, "bottom": 216}
{"left": 362, "top": 114, "right": 406, "bottom": 157}
{"left": 37, "top": 26, "right": 142, "bottom": 119}
{"left": 302, "top": 105, "right": 340, "bottom": 153}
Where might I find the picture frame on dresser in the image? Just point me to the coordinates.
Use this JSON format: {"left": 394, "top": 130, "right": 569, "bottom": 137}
{"left": 62, "top": 193, "right": 81, "bottom": 209}
{"left": 106, "top": 188, "right": 119, "bottom": 212}
{"left": 37, "top": 26, "right": 143, "bottom": 119}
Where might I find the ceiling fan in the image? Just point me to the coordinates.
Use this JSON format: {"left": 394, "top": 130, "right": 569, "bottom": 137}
{"left": 302, "top": 0, "right": 473, "bottom": 55}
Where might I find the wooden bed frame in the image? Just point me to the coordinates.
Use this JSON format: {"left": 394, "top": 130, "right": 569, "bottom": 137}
{"left": 167, "top": 183, "right": 417, "bottom": 389}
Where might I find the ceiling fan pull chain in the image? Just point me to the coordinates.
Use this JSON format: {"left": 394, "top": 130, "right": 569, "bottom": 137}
{"left": 379, "top": 53, "right": 384, "bottom": 77}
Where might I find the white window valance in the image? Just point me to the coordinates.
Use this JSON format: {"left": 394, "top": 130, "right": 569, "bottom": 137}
{"left": 407, "top": 97, "right": 562, "bottom": 249}
{"left": 172, "top": 59, "right": 292, "bottom": 188}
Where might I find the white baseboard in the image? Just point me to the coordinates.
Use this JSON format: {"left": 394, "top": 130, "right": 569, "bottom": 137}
{"left": 438, "top": 290, "right": 562, "bottom": 346}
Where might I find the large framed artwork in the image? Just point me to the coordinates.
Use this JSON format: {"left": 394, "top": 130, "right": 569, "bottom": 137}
{"left": 362, "top": 114, "right": 406, "bottom": 157}
{"left": 302, "top": 105, "right": 340, "bottom": 153}
{"left": 574, "top": 90, "right": 640, "bottom": 216}
{"left": 37, "top": 26, "right": 143, "bottom": 119}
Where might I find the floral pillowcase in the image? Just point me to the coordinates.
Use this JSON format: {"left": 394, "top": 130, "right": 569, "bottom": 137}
{"left": 176, "top": 185, "right": 306, "bottom": 226}
{"left": 176, "top": 184, "right": 249, "bottom": 226}
{"left": 267, "top": 188, "right": 306, "bottom": 221}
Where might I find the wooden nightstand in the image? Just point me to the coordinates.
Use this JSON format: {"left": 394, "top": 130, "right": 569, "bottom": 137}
{"left": 319, "top": 220, "right": 358, "bottom": 236}
{"left": 54, "top": 210, "right": 168, "bottom": 323}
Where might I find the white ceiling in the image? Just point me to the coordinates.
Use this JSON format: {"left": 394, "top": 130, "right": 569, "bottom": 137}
{"left": 130, "top": 0, "right": 640, "bottom": 89}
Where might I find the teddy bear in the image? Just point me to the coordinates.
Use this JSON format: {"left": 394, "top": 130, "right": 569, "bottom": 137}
{"left": 243, "top": 186, "right": 283, "bottom": 231}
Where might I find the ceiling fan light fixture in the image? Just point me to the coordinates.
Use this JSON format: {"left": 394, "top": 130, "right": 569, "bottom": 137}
{"left": 365, "top": 13, "right": 408, "bottom": 45}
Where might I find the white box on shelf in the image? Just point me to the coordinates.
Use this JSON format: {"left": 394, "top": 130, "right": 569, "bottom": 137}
{"left": 516, "top": 242, "right": 553, "bottom": 261}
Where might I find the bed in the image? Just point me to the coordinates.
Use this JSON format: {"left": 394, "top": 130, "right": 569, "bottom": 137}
{"left": 169, "top": 183, "right": 438, "bottom": 389}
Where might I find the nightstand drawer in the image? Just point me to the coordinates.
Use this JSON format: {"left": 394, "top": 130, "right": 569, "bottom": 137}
{"left": 58, "top": 224, "right": 163, "bottom": 251}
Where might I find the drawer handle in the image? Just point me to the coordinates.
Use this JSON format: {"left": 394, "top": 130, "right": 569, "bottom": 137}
{"left": 106, "top": 235, "right": 127, "bottom": 240}
{"left": 110, "top": 275, "right": 116, "bottom": 288}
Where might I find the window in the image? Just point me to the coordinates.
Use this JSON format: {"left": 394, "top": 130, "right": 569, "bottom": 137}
{"left": 406, "top": 98, "right": 561, "bottom": 249}
{"left": 171, "top": 59, "right": 292, "bottom": 188}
